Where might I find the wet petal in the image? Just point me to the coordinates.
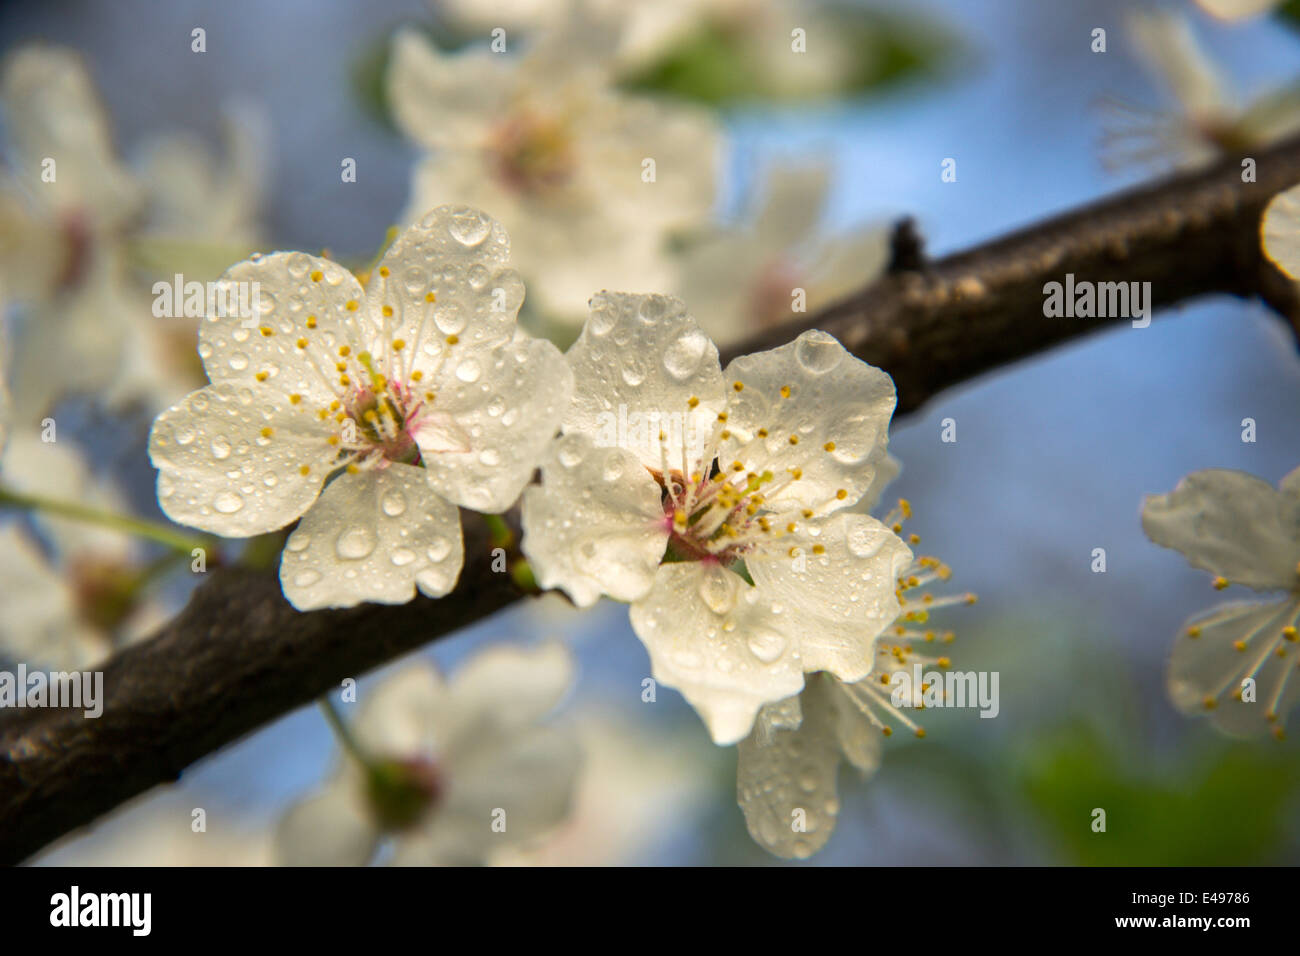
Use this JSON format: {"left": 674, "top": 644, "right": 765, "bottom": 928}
{"left": 564, "top": 292, "right": 726, "bottom": 473}
{"left": 149, "top": 384, "right": 337, "bottom": 537}
{"left": 279, "top": 462, "right": 464, "bottom": 610}
{"left": 749, "top": 512, "right": 911, "bottom": 682}
{"left": 520, "top": 432, "right": 668, "bottom": 607}
{"left": 629, "top": 562, "right": 804, "bottom": 745}
{"left": 737, "top": 676, "right": 844, "bottom": 859}
{"left": 721, "top": 330, "right": 896, "bottom": 514}
{"left": 1142, "top": 469, "right": 1300, "bottom": 590}
{"left": 418, "top": 334, "right": 572, "bottom": 514}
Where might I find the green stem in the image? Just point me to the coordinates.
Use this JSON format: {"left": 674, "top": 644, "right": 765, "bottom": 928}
{"left": 483, "top": 513, "right": 514, "bottom": 549}
{"left": 0, "top": 486, "right": 214, "bottom": 555}
{"left": 318, "top": 696, "right": 374, "bottom": 770}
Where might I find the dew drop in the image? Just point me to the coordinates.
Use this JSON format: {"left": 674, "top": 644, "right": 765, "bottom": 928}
{"left": 381, "top": 490, "right": 407, "bottom": 517}
{"left": 747, "top": 628, "right": 787, "bottom": 663}
{"left": 213, "top": 491, "right": 244, "bottom": 514}
{"left": 448, "top": 209, "right": 492, "bottom": 246}
{"left": 794, "top": 330, "right": 843, "bottom": 374}
{"left": 336, "top": 526, "right": 376, "bottom": 560}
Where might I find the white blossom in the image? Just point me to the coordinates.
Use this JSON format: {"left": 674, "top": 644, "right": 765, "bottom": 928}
{"left": 148, "top": 206, "right": 573, "bottom": 611}
{"left": 521, "top": 291, "right": 911, "bottom": 744}
{"left": 1100, "top": 11, "right": 1300, "bottom": 172}
{"left": 276, "top": 642, "right": 580, "bottom": 866}
{"left": 1143, "top": 466, "right": 1300, "bottom": 738}
{"left": 0, "top": 433, "right": 161, "bottom": 669}
{"left": 385, "top": 27, "right": 720, "bottom": 325}
{"left": 677, "top": 162, "right": 888, "bottom": 345}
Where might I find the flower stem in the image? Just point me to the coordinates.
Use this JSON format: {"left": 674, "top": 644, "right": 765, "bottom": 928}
{"left": 318, "top": 695, "right": 374, "bottom": 770}
{"left": 0, "top": 485, "right": 214, "bottom": 555}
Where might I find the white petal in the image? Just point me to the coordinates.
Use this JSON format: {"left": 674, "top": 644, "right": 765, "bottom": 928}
{"left": 150, "top": 384, "right": 337, "bottom": 536}
{"left": 1195, "top": 0, "right": 1279, "bottom": 22}
{"left": 564, "top": 291, "right": 726, "bottom": 473}
{"left": 279, "top": 463, "right": 464, "bottom": 610}
{"left": 1282, "top": 465, "right": 1300, "bottom": 500}
{"left": 629, "top": 563, "right": 804, "bottom": 744}
{"left": 1142, "top": 469, "right": 1300, "bottom": 590}
{"left": 440, "top": 641, "right": 575, "bottom": 753}
{"left": 1126, "top": 11, "right": 1229, "bottom": 122}
{"left": 0, "top": 46, "right": 140, "bottom": 223}
{"left": 0, "top": 524, "right": 103, "bottom": 669}
{"left": 276, "top": 777, "right": 379, "bottom": 866}
{"left": 721, "top": 330, "right": 896, "bottom": 514}
{"left": 366, "top": 205, "right": 526, "bottom": 361}
{"left": 828, "top": 678, "right": 886, "bottom": 773}
{"left": 352, "top": 660, "right": 444, "bottom": 756}
{"left": 430, "top": 726, "right": 582, "bottom": 859}
{"left": 750, "top": 512, "right": 911, "bottom": 682}
{"left": 520, "top": 432, "right": 668, "bottom": 607}
{"left": 418, "top": 334, "right": 573, "bottom": 514}
{"left": 385, "top": 30, "right": 501, "bottom": 150}
{"left": 1263, "top": 183, "right": 1300, "bottom": 280}
{"left": 737, "top": 676, "right": 844, "bottom": 859}
{"left": 1, "top": 430, "right": 135, "bottom": 562}
{"left": 199, "top": 251, "right": 365, "bottom": 408}
{"left": 753, "top": 163, "right": 830, "bottom": 251}
{"left": 1168, "top": 597, "right": 1300, "bottom": 737}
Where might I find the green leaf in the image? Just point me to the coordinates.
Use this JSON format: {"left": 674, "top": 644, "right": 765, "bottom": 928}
{"left": 622, "top": 6, "right": 963, "bottom": 107}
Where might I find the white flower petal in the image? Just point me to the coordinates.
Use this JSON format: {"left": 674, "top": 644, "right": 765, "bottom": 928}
{"left": 1142, "top": 469, "right": 1300, "bottom": 590}
{"left": 431, "top": 725, "right": 582, "bottom": 858}
{"left": 440, "top": 641, "right": 576, "bottom": 753}
{"left": 721, "top": 329, "right": 896, "bottom": 514}
{"left": 564, "top": 291, "right": 726, "bottom": 473}
{"left": 1195, "top": 0, "right": 1280, "bottom": 22}
{"left": 0, "top": 46, "right": 140, "bottom": 223}
{"left": 1, "top": 430, "right": 135, "bottom": 562}
{"left": 1168, "top": 597, "right": 1300, "bottom": 737}
{"left": 749, "top": 512, "right": 911, "bottom": 682}
{"left": 629, "top": 562, "right": 804, "bottom": 745}
{"left": 352, "top": 660, "right": 444, "bottom": 756}
{"left": 367, "top": 205, "right": 526, "bottom": 361}
{"left": 418, "top": 334, "right": 572, "bottom": 514}
{"left": 521, "top": 432, "right": 668, "bottom": 607}
{"left": 1126, "top": 11, "right": 1230, "bottom": 122}
{"left": 199, "top": 251, "right": 364, "bottom": 407}
{"left": 150, "top": 384, "right": 337, "bottom": 536}
{"left": 279, "top": 463, "right": 464, "bottom": 611}
{"left": 737, "top": 676, "right": 844, "bottom": 859}
{"left": 752, "top": 163, "right": 830, "bottom": 252}
{"left": 0, "top": 524, "right": 103, "bottom": 669}
{"left": 276, "top": 777, "right": 379, "bottom": 866}
{"left": 828, "top": 679, "right": 886, "bottom": 773}
{"left": 386, "top": 30, "right": 502, "bottom": 150}
{"left": 1263, "top": 183, "right": 1300, "bottom": 280}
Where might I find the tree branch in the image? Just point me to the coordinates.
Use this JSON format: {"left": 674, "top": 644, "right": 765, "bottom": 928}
{"left": 4, "top": 136, "right": 1300, "bottom": 864}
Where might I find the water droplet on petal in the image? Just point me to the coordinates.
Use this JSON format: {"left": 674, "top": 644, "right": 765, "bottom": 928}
{"left": 448, "top": 209, "right": 492, "bottom": 246}
{"left": 214, "top": 491, "right": 244, "bottom": 514}
{"left": 747, "top": 628, "right": 787, "bottom": 663}
{"left": 794, "top": 330, "right": 844, "bottom": 374}
{"left": 381, "top": 490, "right": 407, "bottom": 517}
{"left": 663, "top": 329, "right": 708, "bottom": 381}
{"left": 336, "top": 526, "right": 376, "bottom": 560}
{"left": 698, "top": 566, "right": 736, "bottom": 615}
